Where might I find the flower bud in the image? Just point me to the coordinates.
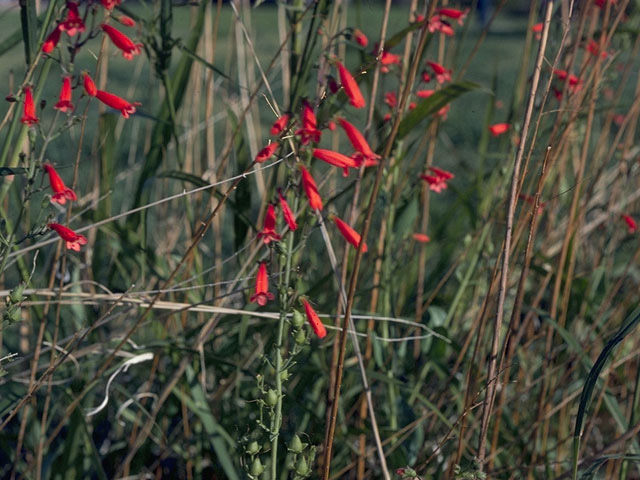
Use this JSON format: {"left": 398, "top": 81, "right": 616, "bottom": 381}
{"left": 250, "top": 457, "right": 265, "bottom": 476}
{"left": 246, "top": 441, "right": 260, "bottom": 455}
{"left": 288, "top": 434, "right": 305, "bottom": 453}
{"left": 295, "top": 456, "right": 309, "bottom": 476}
{"left": 295, "top": 329, "right": 306, "bottom": 345}
{"left": 291, "top": 310, "right": 304, "bottom": 327}
{"left": 9, "top": 283, "right": 25, "bottom": 304}
{"left": 265, "top": 389, "right": 278, "bottom": 406}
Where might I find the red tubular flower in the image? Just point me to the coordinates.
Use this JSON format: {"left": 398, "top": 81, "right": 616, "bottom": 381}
{"left": 250, "top": 262, "right": 274, "bottom": 306}
{"left": 353, "top": 28, "right": 368, "bottom": 47}
{"left": 489, "top": 123, "right": 510, "bottom": 137}
{"left": 59, "top": 2, "right": 85, "bottom": 37}
{"left": 413, "top": 233, "right": 431, "bottom": 243}
{"left": 586, "top": 39, "right": 608, "bottom": 58}
{"left": 43, "top": 163, "right": 77, "bottom": 204}
{"left": 83, "top": 73, "right": 97, "bottom": 97}
{"left": 437, "top": 8, "right": 469, "bottom": 25}
{"left": 296, "top": 103, "right": 322, "bottom": 145}
{"left": 270, "top": 114, "right": 289, "bottom": 136}
{"left": 101, "top": 0, "right": 122, "bottom": 10}
{"left": 427, "top": 61, "right": 452, "bottom": 84}
{"left": 379, "top": 50, "right": 401, "bottom": 73}
{"left": 384, "top": 91, "right": 397, "bottom": 108}
{"left": 257, "top": 204, "right": 281, "bottom": 244}
{"left": 421, "top": 71, "right": 431, "bottom": 83}
{"left": 42, "top": 25, "right": 62, "bottom": 54}
{"left": 622, "top": 214, "right": 637, "bottom": 233}
{"left": 595, "top": 0, "right": 617, "bottom": 8}
{"left": 337, "top": 61, "right": 365, "bottom": 109}
{"left": 338, "top": 118, "right": 380, "bottom": 165}
{"left": 54, "top": 76, "right": 74, "bottom": 112}
{"left": 278, "top": 191, "right": 297, "bottom": 231}
{"left": 101, "top": 24, "right": 142, "bottom": 60}
{"left": 302, "top": 299, "right": 327, "bottom": 339}
{"left": 255, "top": 142, "right": 279, "bottom": 163}
{"left": 333, "top": 216, "right": 368, "bottom": 252}
{"left": 417, "top": 89, "right": 434, "bottom": 98}
{"left": 531, "top": 22, "right": 543, "bottom": 40}
{"left": 313, "top": 148, "right": 359, "bottom": 177}
{"left": 20, "top": 86, "right": 38, "bottom": 126}
{"left": 118, "top": 15, "right": 136, "bottom": 27}
{"left": 299, "top": 166, "right": 323, "bottom": 211}
{"left": 428, "top": 15, "right": 455, "bottom": 36}
{"left": 95, "top": 90, "right": 140, "bottom": 118}
{"left": 48, "top": 223, "right": 87, "bottom": 251}
{"left": 420, "top": 166, "right": 454, "bottom": 193}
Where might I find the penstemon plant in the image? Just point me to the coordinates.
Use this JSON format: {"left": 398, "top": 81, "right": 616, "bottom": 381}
{"left": 1, "top": 0, "right": 640, "bottom": 479}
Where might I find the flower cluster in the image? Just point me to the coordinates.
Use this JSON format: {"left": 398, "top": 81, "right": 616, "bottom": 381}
{"left": 21, "top": 1, "right": 143, "bottom": 251}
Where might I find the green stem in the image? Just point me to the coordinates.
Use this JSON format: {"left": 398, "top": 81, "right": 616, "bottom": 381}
{"left": 271, "top": 198, "right": 297, "bottom": 479}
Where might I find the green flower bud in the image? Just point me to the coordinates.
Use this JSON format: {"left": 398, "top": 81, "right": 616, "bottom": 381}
{"left": 295, "top": 456, "right": 309, "bottom": 476}
{"left": 288, "top": 434, "right": 305, "bottom": 453}
{"left": 246, "top": 441, "right": 260, "bottom": 455}
{"left": 291, "top": 310, "right": 304, "bottom": 327}
{"left": 250, "top": 457, "right": 265, "bottom": 476}
{"left": 295, "top": 329, "right": 306, "bottom": 345}
{"left": 265, "top": 389, "right": 278, "bottom": 406}
{"left": 9, "top": 283, "right": 25, "bottom": 304}
{"left": 280, "top": 369, "right": 289, "bottom": 382}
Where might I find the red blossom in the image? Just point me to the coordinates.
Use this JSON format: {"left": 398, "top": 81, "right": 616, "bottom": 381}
{"left": 101, "top": 0, "right": 122, "bottom": 10}
{"left": 586, "top": 39, "right": 608, "bottom": 58}
{"left": 257, "top": 204, "right": 282, "bottom": 244}
{"left": 427, "top": 61, "right": 451, "bottom": 84}
{"left": 428, "top": 15, "right": 455, "bottom": 36}
{"left": 379, "top": 50, "right": 401, "bottom": 73}
{"left": 313, "top": 148, "right": 359, "bottom": 177}
{"left": 48, "top": 223, "right": 87, "bottom": 251}
{"left": 42, "top": 25, "right": 62, "bottom": 54}
{"left": 622, "top": 214, "right": 637, "bottom": 233}
{"left": 595, "top": 0, "right": 617, "bottom": 8}
{"left": 384, "top": 91, "right": 397, "bottom": 108}
{"left": 421, "top": 71, "right": 431, "bottom": 83}
{"left": 333, "top": 216, "right": 367, "bottom": 252}
{"left": 95, "top": 90, "right": 141, "bottom": 118}
{"left": 20, "top": 86, "right": 38, "bottom": 126}
{"left": 553, "top": 69, "right": 581, "bottom": 92}
{"left": 43, "top": 163, "right": 77, "bottom": 205}
{"left": 270, "top": 114, "right": 289, "bottom": 136}
{"left": 255, "top": 142, "right": 279, "bottom": 163}
{"left": 296, "top": 102, "right": 322, "bottom": 145}
{"left": 302, "top": 299, "right": 327, "bottom": 339}
{"left": 59, "top": 2, "right": 85, "bottom": 37}
{"left": 417, "top": 89, "right": 435, "bottom": 98}
{"left": 489, "top": 123, "right": 510, "bottom": 137}
{"left": 278, "top": 191, "right": 297, "bottom": 231}
{"left": 338, "top": 118, "right": 380, "bottom": 165}
{"left": 420, "top": 166, "right": 454, "bottom": 193}
{"left": 300, "top": 166, "right": 323, "bottom": 211}
{"left": 83, "top": 73, "right": 97, "bottom": 97}
{"left": 101, "top": 24, "right": 142, "bottom": 60}
{"left": 413, "top": 233, "right": 431, "bottom": 243}
{"left": 353, "top": 28, "right": 368, "bottom": 47}
{"left": 54, "top": 76, "right": 74, "bottom": 112}
{"left": 337, "top": 60, "right": 366, "bottom": 108}
{"left": 531, "top": 22, "right": 543, "bottom": 37}
{"left": 117, "top": 15, "right": 136, "bottom": 27}
{"left": 250, "top": 262, "right": 274, "bottom": 306}
{"left": 437, "top": 8, "right": 469, "bottom": 25}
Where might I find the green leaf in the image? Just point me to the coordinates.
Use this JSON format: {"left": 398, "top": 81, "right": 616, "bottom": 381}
{"left": 0, "top": 167, "right": 28, "bottom": 176}
{"left": 396, "top": 81, "right": 484, "bottom": 140}
{"left": 19, "top": 0, "right": 37, "bottom": 66}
